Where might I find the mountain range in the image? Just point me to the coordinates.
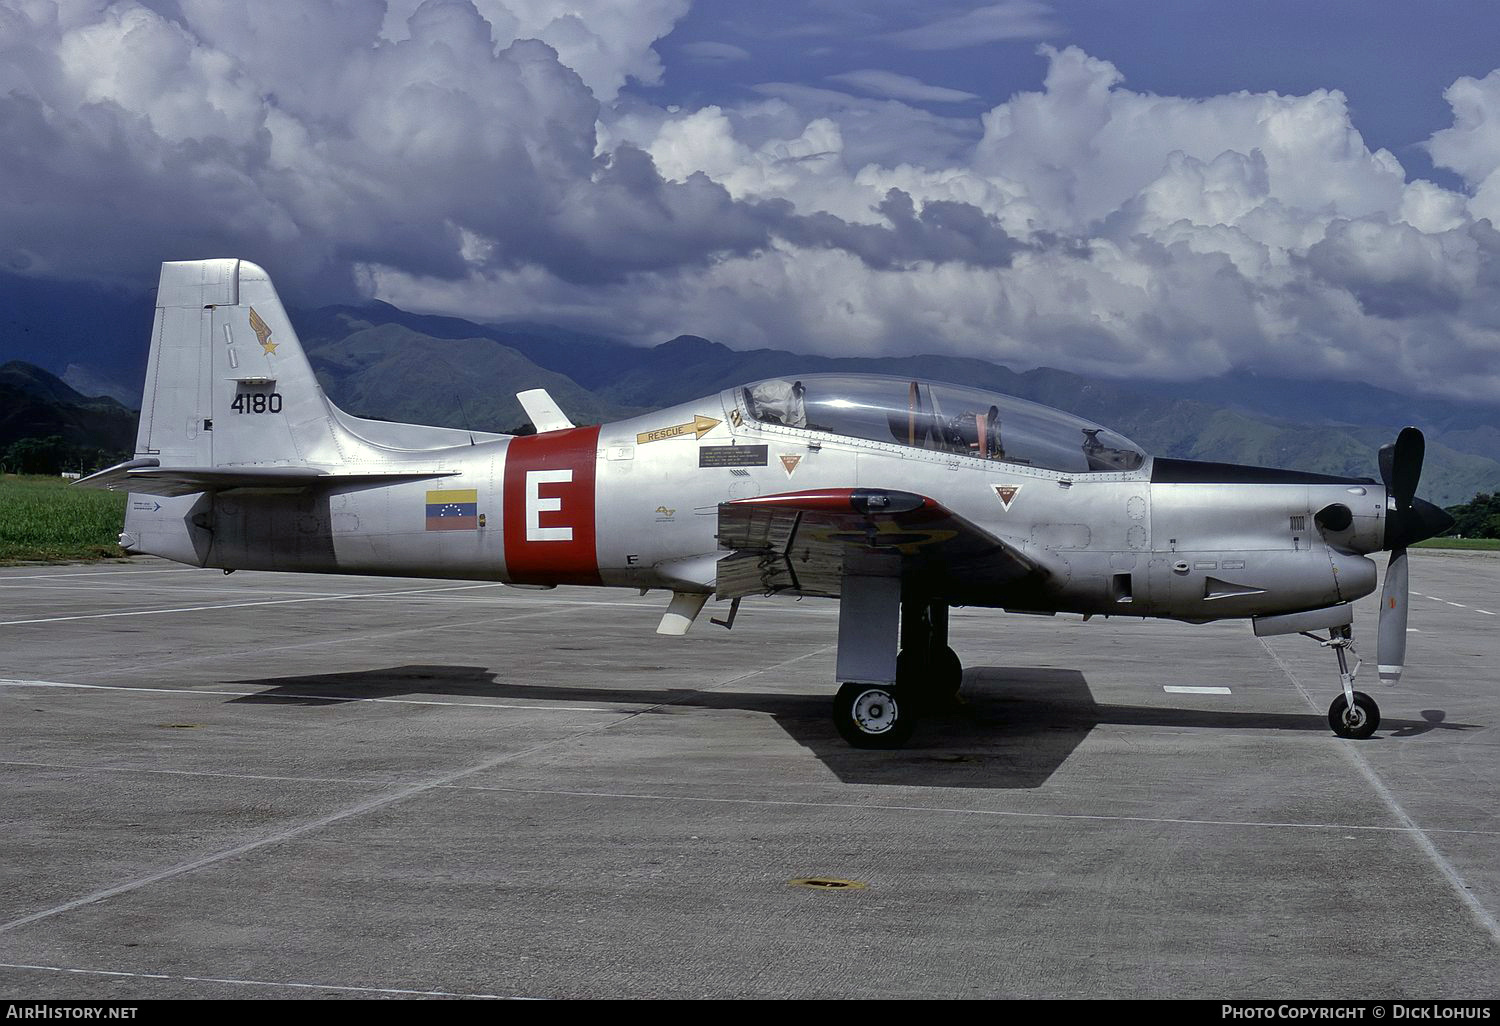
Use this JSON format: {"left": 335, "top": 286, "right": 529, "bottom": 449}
{"left": 294, "top": 302, "right": 1500, "bottom": 506}
{"left": 0, "top": 361, "right": 137, "bottom": 457}
{"left": 3, "top": 271, "right": 1499, "bottom": 506}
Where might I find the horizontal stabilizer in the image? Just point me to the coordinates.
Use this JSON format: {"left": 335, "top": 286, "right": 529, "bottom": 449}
{"left": 76, "top": 458, "right": 458, "bottom": 497}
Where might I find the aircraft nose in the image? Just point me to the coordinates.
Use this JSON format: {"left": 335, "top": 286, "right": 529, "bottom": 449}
{"left": 1384, "top": 496, "right": 1456, "bottom": 549}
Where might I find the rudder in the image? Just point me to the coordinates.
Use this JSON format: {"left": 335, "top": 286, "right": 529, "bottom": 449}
{"left": 137, "top": 259, "right": 342, "bottom": 468}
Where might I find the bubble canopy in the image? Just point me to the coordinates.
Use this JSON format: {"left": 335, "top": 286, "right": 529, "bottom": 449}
{"left": 737, "top": 374, "right": 1146, "bottom": 474}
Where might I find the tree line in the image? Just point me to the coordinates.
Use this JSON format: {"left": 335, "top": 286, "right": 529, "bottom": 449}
{"left": 1446, "top": 493, "right": 1500, "bottom": 539}
{"left": 0, "top": 436, "right": 129, "bottom": 476}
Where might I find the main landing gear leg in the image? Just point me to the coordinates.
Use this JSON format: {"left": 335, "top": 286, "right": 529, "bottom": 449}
{"left": 1303, "top": 624, "right": 1380, "bottom": 740}
{"left": 898, "top": 595, "right": 963, "bottom": 709}
{"left": 832, "top": 574, "right": 915, "bottom": 748}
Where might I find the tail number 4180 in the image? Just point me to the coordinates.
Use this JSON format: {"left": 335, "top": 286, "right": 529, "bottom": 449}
{"left": 231, "top": 392, "right": 283, "bottom": 414}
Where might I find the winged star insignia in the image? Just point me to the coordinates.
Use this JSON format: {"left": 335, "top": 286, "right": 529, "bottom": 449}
{"left": 248, "top": 307, "right": 277, "bottom": 354}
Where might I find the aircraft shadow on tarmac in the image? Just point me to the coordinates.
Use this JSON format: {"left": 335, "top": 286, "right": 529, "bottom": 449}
{"left": 226, "top": 664, "right": 1477, "bottom": 790}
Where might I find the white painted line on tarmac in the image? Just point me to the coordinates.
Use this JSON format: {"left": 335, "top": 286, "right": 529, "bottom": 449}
{"left": 1258, "top": 637, "right": 1500, "bottom": 947}
{"left": 0, "top": 720, "right": 641, "bottom": 938}
{"left": 0, "top": 581, "right": 509, "bottom": 626}
{"left": 1163, "top": 686, "right": 1231, "bottom": 694}
{"left": 0, "top": 642, "right": 834, "bottom": 939}
{"left": 7, "top": 757, "right": 1499, "bottom": 839}
{"left": 1403, "top": 588, "right": 1494, "bottom": 619}
{"left": 365, "top": 595, "right": 655, "bottom": 608}
{"left": 0, "top": 962, "right": 520, "bottom": 999}
{"left": 1411, "top": 595, "right": 1495, "bottom": 619}
{"left": 0, "top": 678, "right": 622, "bottom": 713}
{"left": 79, "top": 607, "right": 598, "bottom": 681}
{"left": 0, "top": 568, "right": 202, "bottom": 581}
{"left": 0, "top": 760, "right": 380, "bottom": 786}
{"left": 0, "top": 581, "right": 357, "bottom": 598}
{"left": 0, "top": 577, "right": 658, "bottom": 605}
{"left": 439, "top": 783, "right": 1500, "bottom": 838}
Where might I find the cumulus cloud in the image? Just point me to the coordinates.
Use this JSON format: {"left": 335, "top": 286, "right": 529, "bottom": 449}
{"left": 376, "top": 43, "right": 1500, "bottom": 400}
{"left": 1427, "top": 68, "right": 1500, "bottom": 225}
{"left": 3, "top": 3, "right": 1500, "bottom": 400}
{"left": 0, "top": 0, "right": 760, "bottom": 288}
{"left": 379, "top": 0, "right": 690, "bottom": 100}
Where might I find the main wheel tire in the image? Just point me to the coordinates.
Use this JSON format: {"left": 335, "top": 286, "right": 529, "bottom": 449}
{"left": 896, "top": 646, "right": 964, "bottom": 708}
{"left": 834, "top": 681, "right": 916, "bottom": 749}
{"left": 932, "top": 645, "right": 963, "bottom": 700}
{"left": 1328, "top": 691, "right": 1380, "bottom": 739}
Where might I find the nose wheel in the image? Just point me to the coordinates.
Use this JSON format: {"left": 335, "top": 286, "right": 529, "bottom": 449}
{"left": 1328, "top": 691, "right": 1380, "bottom": 740}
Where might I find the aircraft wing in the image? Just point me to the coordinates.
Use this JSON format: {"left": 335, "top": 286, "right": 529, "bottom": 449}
{"left": 715, "top": 487, "right": 1043, "bottom": 599}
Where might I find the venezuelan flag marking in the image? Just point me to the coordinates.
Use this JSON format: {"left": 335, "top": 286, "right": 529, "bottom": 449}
{"left": 426, "top": 488, "right": 479, "bottom": 531}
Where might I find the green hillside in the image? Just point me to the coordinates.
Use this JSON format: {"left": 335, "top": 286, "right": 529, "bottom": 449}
{"left": 305, "top": 323, "right": 641, "bottom": 433}
{"left": 0, "top": 361, "right": 135, "bottom": 474}
{"left": 0, "top": 361, "right": 136, "bottom": 448}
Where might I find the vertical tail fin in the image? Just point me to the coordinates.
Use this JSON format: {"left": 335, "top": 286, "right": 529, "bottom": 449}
{"left": 137, "top": 259, "right": 342, "bottom": 468}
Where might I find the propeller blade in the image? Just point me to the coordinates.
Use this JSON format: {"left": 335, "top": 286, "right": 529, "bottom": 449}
{"left": 1377, "top": 547, "right": 1409, "bottom": 685}
{"left": 1385, "top": 426, "right": 1425, "bottom": 509}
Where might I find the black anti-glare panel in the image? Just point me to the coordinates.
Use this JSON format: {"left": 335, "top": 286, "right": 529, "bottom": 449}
{"left": 1150, "top": 458, "right": 1374, "bottom": 486}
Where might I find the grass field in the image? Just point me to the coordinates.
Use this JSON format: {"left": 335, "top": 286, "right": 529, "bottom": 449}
{"left": 1415, "top": 537, "right": 1500, "bottom": 551}
{"left": 0, "top": 475, "right": 128, "bottom": 564}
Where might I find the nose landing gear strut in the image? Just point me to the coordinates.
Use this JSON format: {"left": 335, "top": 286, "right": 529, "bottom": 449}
{"left": 1302, "top": 624, "right": 1381, "bottom": 740}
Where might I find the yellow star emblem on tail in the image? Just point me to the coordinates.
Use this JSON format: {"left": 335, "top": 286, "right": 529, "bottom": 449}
{"left": 248, "top": 307, "right": 277, "bottom": 354}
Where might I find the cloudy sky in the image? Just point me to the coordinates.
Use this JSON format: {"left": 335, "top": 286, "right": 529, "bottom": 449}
{"left": 5, "top": 1, "right": 1500, "bottom": 400}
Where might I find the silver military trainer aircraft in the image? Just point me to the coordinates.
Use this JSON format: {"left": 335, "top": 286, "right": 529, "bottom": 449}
{"left": 80, "top": 259, "right": 1456, "bottom": 748}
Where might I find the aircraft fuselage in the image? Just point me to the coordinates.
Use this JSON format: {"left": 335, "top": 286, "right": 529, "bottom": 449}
{"left": 126, "top": 391, "right": 1384, "bottom": 623}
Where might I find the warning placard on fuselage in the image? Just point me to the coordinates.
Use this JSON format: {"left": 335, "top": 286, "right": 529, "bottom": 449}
{"left": 699, "top": 444, "right": 769, "bottom": 468}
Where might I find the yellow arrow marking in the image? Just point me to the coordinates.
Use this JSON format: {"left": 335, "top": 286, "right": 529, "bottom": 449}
{"left": 636, "top": 415, "right": 721, "bottom": 445}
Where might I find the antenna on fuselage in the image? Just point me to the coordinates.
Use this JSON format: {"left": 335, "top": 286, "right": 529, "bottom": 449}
{"left": 456, "top": 392, "right": 476, "bottom": 445}
{"left": 432, "top": 354, "right": 478, "bottom": 444}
